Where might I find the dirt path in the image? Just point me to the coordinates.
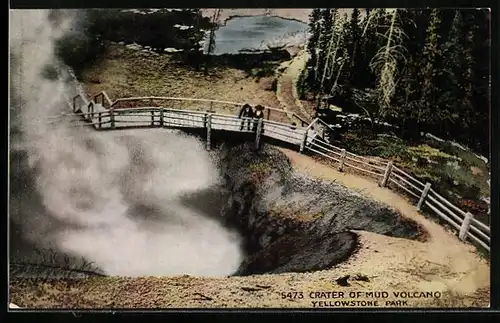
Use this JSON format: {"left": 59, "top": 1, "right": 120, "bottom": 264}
{"left": 276, "top": 50, "right": 313, "bottom": 122}
{"left": 10, "top": 147, "right": 490, "bottom": 309}
{"left": 278, "top": 148, "right": 490, "bottom": 300}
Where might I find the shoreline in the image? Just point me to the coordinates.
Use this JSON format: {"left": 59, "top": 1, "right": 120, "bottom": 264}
{"left": 201, "top": 9, "right": 313, "bottom": 25}
{"left": 218, "top": 14, "right": 309, "bottom": 27}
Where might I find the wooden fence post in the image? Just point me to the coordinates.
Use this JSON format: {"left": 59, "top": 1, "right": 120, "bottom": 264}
{"left": 110, "top": 108, "right": 115, "bottom": 129}
{"left": 151, "top": 110, "right": 155, "bottom": 126}
{"left": 206, "top": 113, "right": 212, "bottom": 151}
{"left": 338, "top": 149, "right": 347, "bottom": 172}
{"left": 203, "top": 113, "right": 207, "bottom": 128}
{"left": 299, "top": 118, "right": 318, "bottom": 153}
{"left": 255, "top": 118, "right": 263, "bottom": 149}
{"left": 417, "top": 183, "right": 432, "bottom": 211}
{"left": 299, "top": 129, "right": 308, "bottom": 153}
{"left": 160, "top": 108, "right": 164, "bottom": 126}
{"left": 88, "top": 102, "right": 94, "bottom": 120}
{"left": 98, "top": 112, "right": 102, "bottom": 129}
{"left": 379, "top": 161, "right": 393, "bottom": 187}
{"left": 267, "top": 109, "right": 271, "bottom": 120}
{"left": 459, "top": 212, "right": 474, "bottom": 241}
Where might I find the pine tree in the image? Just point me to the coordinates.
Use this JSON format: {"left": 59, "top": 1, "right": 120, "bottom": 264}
{"left": 369, "top": 9, "right": 407, "bottom": 126}
{"left": 307, "top": 8, "right": 322, "bottom": 72}
{"left": 315, "top": 8, "right": 339, "bottom": 107}
{"left": 469, "top": 9, "right": 490, "bottom": 155}
{"left": 358, "top": 8, "right": 386, "bottom": 89}
{"left": 347, "top": 8, "right": 363, "bottom": 86}
{"left": 462, "top": 11, "right": 477, "bottom": 122}
{"left": 317, "top": 9, "right": 334, "bottom": 85}
{"left": 188, "top": 9, "right": 207, "bottom": 71}
{"left": 396, "top": 55, "right": 421, "bottom": 138}
{"left": 327, "top": 14, "right": 350, "bottom": 97}
{"left": 437, "top": 10, "right": 464, "bottom": 136}
{"left": 418, "top": 8, "right": 443, "bottom": 135}
{"left": 458, "top": 9, "right": 489, "bottom": 153}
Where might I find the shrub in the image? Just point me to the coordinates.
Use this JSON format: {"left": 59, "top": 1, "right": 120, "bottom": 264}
{"left": 458, "top": 199, "right": 489, "bottom": 215}
{"left": 407, "top": 145, "right": 454, "bottom": 164}
{"left": 55, "top": 26, "right": 105, "bottom": 79}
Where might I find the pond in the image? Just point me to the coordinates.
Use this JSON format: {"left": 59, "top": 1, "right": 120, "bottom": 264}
{"left": 205, "top": 15, "right": 309, "bottom": 55}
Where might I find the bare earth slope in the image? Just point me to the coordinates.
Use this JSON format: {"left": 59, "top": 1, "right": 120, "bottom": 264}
{"left": 10, "top": 148, "right": 489, "bottom": 309}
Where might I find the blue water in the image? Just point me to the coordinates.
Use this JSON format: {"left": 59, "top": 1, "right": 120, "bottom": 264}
{"left": 206, "top": 15, "right": 308, "bottom": 55}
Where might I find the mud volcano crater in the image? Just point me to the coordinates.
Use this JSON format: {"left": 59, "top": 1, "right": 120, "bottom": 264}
{"left": 213, "top": 142, "right": 425, "bottom": 276}
{"left": 9, "top": 137, "right": 425, "bottom": 278}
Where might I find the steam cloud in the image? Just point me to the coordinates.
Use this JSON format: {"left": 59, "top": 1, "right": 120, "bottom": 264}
{"left": 9, "top": 10, "right": 243, "bottom": 277}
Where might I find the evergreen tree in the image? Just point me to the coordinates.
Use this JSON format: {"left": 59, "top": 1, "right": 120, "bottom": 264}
{"left": 347, "top": 8, "right": 363, "bottom": 86}
{"left": 470, "top": 9, "right": 490, "bottom": 155}
{"left": 315, "top": 8, "right": 340, "bottom": 107}
{"left": 327, "top": 14, "right": 350, "bottom": 97}
{"left": 461, "top": 11, "right": 476, "bottom": 131}
{"left": 307, "top": 8, "right": 322, "bottom": 72}
{"left": 368, "top": 9, "right": 407, "bottom": 127}
{"left": 437, "top": 10, "right": 464, "bottom": 136}
{"left": 317, "top": 8, "right": 334, "bottom": 85}
{"left": 418, "top": 8, "right": 443, "bottom": 136}
{"left": 358, "top": 8, "right": 386, "bottom": 89}
{"left": 302, "top": 8, "right": 490, "bottom": 154}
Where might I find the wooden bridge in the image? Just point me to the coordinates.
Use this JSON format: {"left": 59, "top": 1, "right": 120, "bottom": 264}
{"left": 69, "top": 91, "right": 490, "bottom": 253}
{"left": 72, "top": 91, "right": 323, "bottom": 151}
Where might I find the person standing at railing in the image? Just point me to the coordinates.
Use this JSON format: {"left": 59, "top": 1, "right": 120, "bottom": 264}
{"left": 239, "top": 104, "right": 254, "bottom": 131}
{"left": 253, "top": 105, "right": 265, "bottom": 132}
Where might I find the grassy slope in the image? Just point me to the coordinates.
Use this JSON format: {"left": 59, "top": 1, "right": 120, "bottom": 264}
{"left": 81, "top": 44, "right": 289, "bottom": 123}
{"left": 333, "top": 130, "right": 490, "bottom": 227}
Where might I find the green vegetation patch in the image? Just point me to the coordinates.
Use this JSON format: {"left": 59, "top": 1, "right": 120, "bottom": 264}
{"left": 338, "top": 130, "right": 489, "bottom": 222}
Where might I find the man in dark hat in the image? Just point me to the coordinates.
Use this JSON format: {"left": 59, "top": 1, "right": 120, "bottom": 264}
{"left": 239, "top": 104, "right": 254, "bottom": 131}
{"left": 252, "top": 104, "right": 265, "bottom": 132}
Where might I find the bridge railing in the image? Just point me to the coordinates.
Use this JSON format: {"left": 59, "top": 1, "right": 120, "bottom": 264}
{"left": 92, "top": 92, "right": 310, "bottom": 126}
{"left": 71, "top": 93, "right": 490, "bottom": 253}
{"left": 94, "top": 91, "right": 113, "bottom": 108}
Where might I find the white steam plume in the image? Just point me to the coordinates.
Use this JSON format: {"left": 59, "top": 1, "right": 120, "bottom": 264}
{"left": 9, "top": 9, "right": 243, "bottom": 277}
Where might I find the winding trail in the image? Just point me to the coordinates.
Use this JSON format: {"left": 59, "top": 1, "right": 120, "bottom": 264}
{"left": 279, "top": 148, "right": 490, "bottom": 298}
{"left": 276, "top": 50, "right": 313, "bottom": 123}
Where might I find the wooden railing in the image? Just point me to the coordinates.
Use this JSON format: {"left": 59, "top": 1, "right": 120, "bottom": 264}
{"left": 91, "top": 92, "right": 310, "bottom": 127}
{"left": 303, "top": 119, "right": 490, "bottom": 252}
{"left": 71, "top": 92, "right": 491, "bottom": 253}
